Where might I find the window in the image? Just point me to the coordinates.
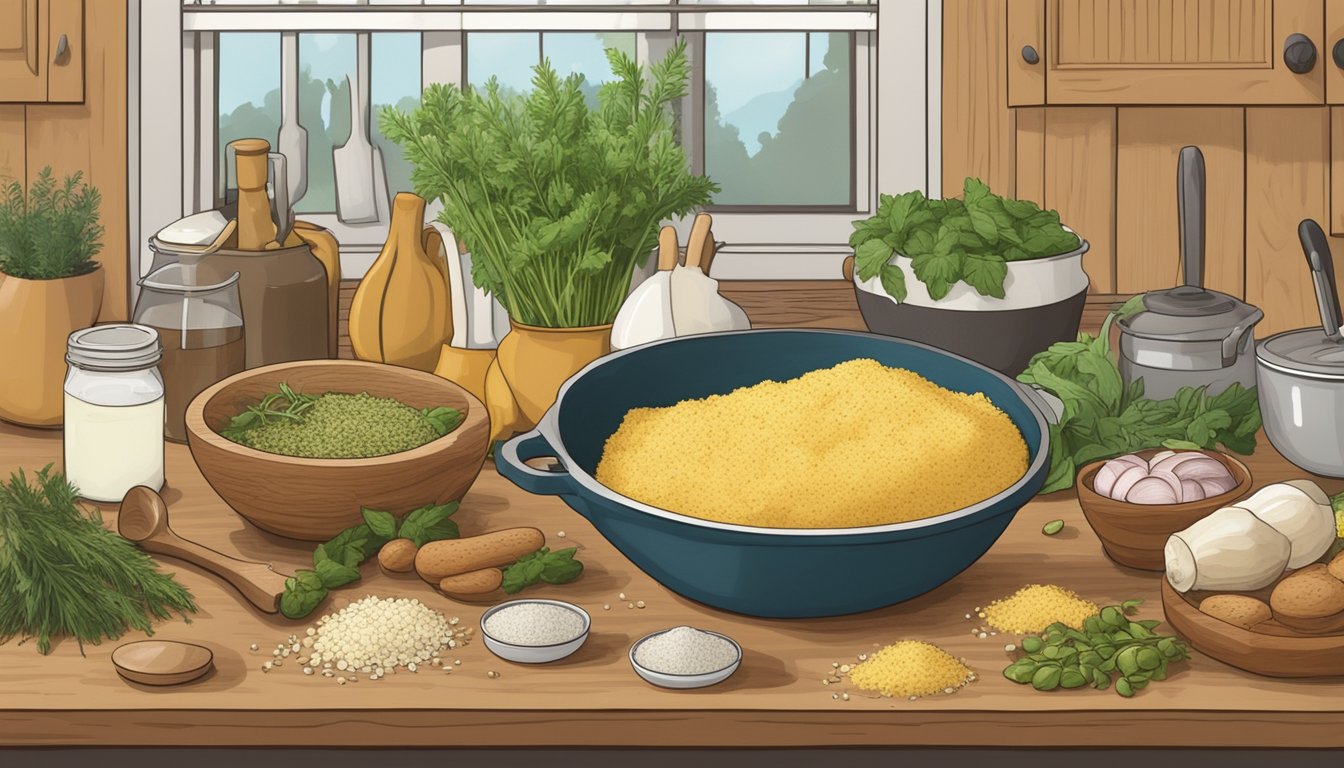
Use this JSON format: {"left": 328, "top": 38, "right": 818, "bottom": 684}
{"left": 149, "top": 1, "right": 921, "bottom": 281}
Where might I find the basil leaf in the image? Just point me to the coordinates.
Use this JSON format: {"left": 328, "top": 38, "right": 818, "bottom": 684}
{"left": 397, "top": 502, "right": 460, "bottom": 547}
{"left": 280, "top": 570, "right": 328, "bottom": 619}
{"left": 421, "top": 407, "right": 464, "bottom": 438}
{"left": 362, "top": 508, "right": 398, "bottom": 541}
{"left": 314, "top": 558, "right": 361, "bottom": 590}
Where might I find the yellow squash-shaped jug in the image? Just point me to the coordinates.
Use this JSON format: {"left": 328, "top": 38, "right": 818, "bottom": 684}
{"left": 348, "top": 193, "right": 451, "bottom": 371}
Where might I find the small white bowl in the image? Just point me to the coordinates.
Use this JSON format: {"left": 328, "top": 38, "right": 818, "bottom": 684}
{"left": 629, "top": 628, "right": 743, "bottom": 689}
{"left": 480, "top": 599, "right": 590, "bottom": 664}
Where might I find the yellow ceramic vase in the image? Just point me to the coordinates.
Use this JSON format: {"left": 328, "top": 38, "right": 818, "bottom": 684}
{"left": 0, "top": 266, "right": 105, "bottom": 427}
{"left": 484, "top": 322, "right": 613, "bottom": 443}
{"left": 433, "top": 344, "right": 496, "bottom": 406}
{"left": 348, "top": 193, "right": 451, "bottom": 372}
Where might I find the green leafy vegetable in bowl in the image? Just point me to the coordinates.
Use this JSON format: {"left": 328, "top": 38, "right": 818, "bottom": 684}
{"left": 849, "top": 178, "right": 1081, "bottom": 302}
{"left": 1018, "top": 306, "right": 1261, "bottom": 494}
{"left": 221, "top": 382, "right": 463, "bottom": 459}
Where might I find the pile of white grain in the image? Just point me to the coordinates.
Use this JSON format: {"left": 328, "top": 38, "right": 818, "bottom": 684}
{"left": 634, "top": 626, "right": 738, "bottom": 675}
{"left": 483, "top": 602, "right": 586, "bottom": 646}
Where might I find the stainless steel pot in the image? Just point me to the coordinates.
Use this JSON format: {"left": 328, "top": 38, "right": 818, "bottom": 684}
{"left": 1257, "top": 219, "right": 1344, "bottom": 477}
{"left": 1118, "top": 146, "right": 1263, "bottom": 400}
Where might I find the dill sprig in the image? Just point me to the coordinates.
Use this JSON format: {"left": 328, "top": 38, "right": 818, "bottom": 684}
{"left": 0, "top": 466, "right": 197, "bottom": 655}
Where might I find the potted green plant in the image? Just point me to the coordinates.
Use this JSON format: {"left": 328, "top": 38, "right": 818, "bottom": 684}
{"left": 0, "top": 167, "right": 105, "bottom": 426}
{"left": 844, "top": 178, "right": 1090, "bottom": 376}
{"left": 381, "top": 40, "right": 716, "bottom": 441}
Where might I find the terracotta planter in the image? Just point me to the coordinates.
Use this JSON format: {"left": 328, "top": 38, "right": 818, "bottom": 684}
{"left": 0, "top": 267, "right": 105, "bottom": 427}
{"left": 484, "top": 321, "right": 613, "bottom": 443}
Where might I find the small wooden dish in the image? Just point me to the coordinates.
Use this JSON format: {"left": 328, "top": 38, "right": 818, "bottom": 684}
{"left": 186, "top": 360, "right": 491, "bottom": 541}
{"left": 1075, "top": 449, "right": 1252, "bottom": 570}
{"left": 1161, "top": 579, "right": 1344, "bottom": 678}
{"left": 112, "top": 640, "right": 214, "bottom": 686}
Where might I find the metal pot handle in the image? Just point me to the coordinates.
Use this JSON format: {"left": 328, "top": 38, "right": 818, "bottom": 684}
{"left": 496, "top": 430, "right": 577, "bottom": 497}
{"left": 1012, "top": 381, "right": 1062, "bottom": 426}
{"left": 1220, "top": 308, "right": 1264, "bottom": 367}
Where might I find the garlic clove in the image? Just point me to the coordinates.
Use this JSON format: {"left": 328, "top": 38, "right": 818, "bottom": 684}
{"left": 1126, "top": 476, "right": 1181, "bottom": 505}
{"left": 1169, "top": 457, "right": 1232, "bottom": 482}
{"left": 1197, "top": 476, "right": 1237, "bottom": 498}
{"left": 1180, "top": 478, "right": 1206, "bottom": 503}
{"left": 1094, "top": 458, "right": 1137, "bottom": 497}
{"left": 1147, "top": 450, "right": 1176, "bottom": 467}
{"left": 1151, "top": 452, "right": 1212, "bottom": 475}
{"left": 1109, "top": 465, "right": 1149, "bottom": 502}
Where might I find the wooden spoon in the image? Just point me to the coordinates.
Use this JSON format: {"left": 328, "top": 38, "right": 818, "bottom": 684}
{"left": 112, "top": 640, "right": 214, "bottom": 687}
{"left": 117, "top": 486, "right": 291, "bottom": 614}
{"left": 657, "top": 225, "right": 680, "bottom": 271}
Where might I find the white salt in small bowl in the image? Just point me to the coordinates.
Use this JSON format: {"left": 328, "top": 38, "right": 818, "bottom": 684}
{"left": 480, "top": 599, "right": 590, "bottom": 664}
{"left": 629, "top": 627, "right": 742, "bottom": 689}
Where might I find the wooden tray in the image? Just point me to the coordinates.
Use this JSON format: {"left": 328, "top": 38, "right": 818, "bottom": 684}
{"left": 1161, "top": 579, "right": 1344, "bottom": 678}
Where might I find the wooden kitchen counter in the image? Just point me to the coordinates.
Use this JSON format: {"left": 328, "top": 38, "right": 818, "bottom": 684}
{"left": 0, "top": 420, "right": 1341, "bottom": 749}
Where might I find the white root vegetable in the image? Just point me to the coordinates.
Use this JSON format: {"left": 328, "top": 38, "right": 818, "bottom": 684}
{"left": 1239, "top": 481, "right": 1337, "bottom": 569}
{"left": 1165, "top": 506, "right": 1292, "bottom": 593}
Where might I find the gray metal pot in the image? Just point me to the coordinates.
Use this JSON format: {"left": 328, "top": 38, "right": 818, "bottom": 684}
{"left": 1257, "top": 219, "right": 1344, "bottom": 477}
{"left": 1118, "top": 146, "right": 1263, "bottom": 400}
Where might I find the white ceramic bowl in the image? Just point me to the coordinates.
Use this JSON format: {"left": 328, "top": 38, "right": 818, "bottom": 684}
{"left": 628, "top": 628, "right": 743, "bottom": 689}
{"left": 480, "top": 599, "right": 591, "bottom": 664}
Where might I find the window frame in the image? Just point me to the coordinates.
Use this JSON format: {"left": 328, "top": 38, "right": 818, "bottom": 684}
{"left": 134, "top": 1, "right": 929, "bottom": 290}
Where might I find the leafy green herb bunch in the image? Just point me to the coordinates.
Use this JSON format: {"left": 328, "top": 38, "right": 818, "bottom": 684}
{"left": 850, "top": 178, "right": 1079, "bottom": 303}
{"left": 379, "top": 40, "right": 717, "bottom": 328}
{"left": 0, "top": 166, "right": 104, "bottom": 280}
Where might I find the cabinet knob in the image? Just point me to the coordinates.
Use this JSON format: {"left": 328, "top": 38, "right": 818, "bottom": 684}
{"left": 1333, "top": 38, "right": 1344, "bottom": 70}
{"left": 1021, "top": 45, "right": 1040, "bottom": 65}
{"left": 54, "top": 34, "right": 69, "bottom": 65}
{"left": 1284, "top": 33, "right": 1317, "bottom": 75}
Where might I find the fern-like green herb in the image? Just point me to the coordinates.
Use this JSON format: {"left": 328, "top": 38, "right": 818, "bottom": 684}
{"left": 378, "top": 39, "right": 717, "bottom": 328}
{"left": 0, "top": 167, "right": 104, "bottom": 280}
{"left": 0, "top": 466, "right": 196, "bottom": 655}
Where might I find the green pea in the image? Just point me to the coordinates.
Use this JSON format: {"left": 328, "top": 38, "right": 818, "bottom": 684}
{"left": 1042, "top": 519, "right": 1065, "bottom": 535}
{"left": 1115, "top": 678, "right": 1134, "bottom": 698}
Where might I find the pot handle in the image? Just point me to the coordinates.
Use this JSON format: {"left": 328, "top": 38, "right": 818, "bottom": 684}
{"left": 1013, "top": 381, "right": 1063, "bottom": 426}
{"left": 496, "top": 430, "right": 577, "bottom": 497}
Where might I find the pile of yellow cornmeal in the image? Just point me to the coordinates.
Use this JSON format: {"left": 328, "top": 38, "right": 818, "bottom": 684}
{"left": 594, "top": 358, "right": 1028, "bottom": 528}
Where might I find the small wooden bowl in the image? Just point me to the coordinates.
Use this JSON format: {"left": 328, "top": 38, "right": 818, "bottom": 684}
{"left": 1075, "top": 449, "right": 1252, "bottom": 571}
{"left": 186, "top": 360, "right": 490, "bottom": 541}
{"left": 1162, "top": 579, "right": 1344, "bottom": 678}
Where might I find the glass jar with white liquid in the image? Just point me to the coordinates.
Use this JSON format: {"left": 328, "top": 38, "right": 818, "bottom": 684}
{"left": 64, "top": 325, "right": 166, "bottom": 502}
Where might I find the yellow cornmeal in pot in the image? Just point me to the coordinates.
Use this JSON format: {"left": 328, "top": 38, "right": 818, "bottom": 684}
{"left": 594, "top": 358, "right": 1028, "bottom": 529}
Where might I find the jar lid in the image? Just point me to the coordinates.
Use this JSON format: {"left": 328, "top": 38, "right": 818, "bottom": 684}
{"left": 1257, "top": 328, "right": 1344, "bottom": 379}
{"left": 1119, "top": 288, "right": 1263, "bottom": 343}
{"left": 67, "top": 324, "right": 162, "bottom": 371}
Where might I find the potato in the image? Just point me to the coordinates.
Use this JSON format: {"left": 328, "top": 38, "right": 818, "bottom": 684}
{"left": 1329, "top": 551, "right": 1344, "bottom": 583}
{"left": 1270, "top": 563, "right": 1344, "bottom": 619}
{"left": 415, "top": 527, "right": 545, "bottom": 582}
{"left": 439, "top": 568, "right": 503, "bottom": 599}
{"left": 378, "top": 538, "right": 418, "bottom": 573}
{"left": 1198, "top": 594, "right": 1272, "bottom": 630}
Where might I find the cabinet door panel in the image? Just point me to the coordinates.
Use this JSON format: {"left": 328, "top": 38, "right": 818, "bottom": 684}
{"left": 1116, "top": 108, "right": 1245, "bottom": 298}
{"left": 0, "top": 0, "right": 44, "bottom": 103}
{"left": 1047, "top": 0, "right": 1324, "bottom": 105}
{"left": 1007, "top": 0, "right": 1046, "bottom": 106}
{"left": 46, "top": 0, "right": 82, "bottom": 103}
{"left": 1246, "top": 107, "right": 1344, "bottom": 336}
{"left": 1327, "top": 0, "right": 1344, "bottom": 103}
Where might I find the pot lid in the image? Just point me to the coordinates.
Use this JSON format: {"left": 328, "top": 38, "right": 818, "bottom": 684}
{"left": 1257, "top": 328, "right": 1344, "bottom": 378}
{"left": 1119, "top": 287, "right": 1263, "bottom": 343}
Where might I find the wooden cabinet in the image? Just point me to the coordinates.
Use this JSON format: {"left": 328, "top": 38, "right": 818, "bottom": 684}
{"left": 0, "top": 0, "right": 83, "bottom": 103}
{"left": 1010, "top": 0, "right": 1325, "bottom": 105}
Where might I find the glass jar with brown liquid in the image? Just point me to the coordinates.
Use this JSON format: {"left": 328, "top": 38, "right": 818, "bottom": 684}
{"left": 133, "top": 264, "right": 246, "bottom": 442}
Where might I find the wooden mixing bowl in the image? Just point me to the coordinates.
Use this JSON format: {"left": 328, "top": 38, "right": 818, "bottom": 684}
{"left": 186, "top": 360, "right": 490, "bottom": 541}
{"left": 1075, "top": 449, "right": 1252, "bottom": 571}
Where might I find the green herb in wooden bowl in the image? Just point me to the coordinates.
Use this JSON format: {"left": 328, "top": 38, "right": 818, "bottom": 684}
{"left": 222, "top": 382, "right": 463, "bottom": 459}
{"left": 0, "top": 466, "right": 196, "bottom": 654}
